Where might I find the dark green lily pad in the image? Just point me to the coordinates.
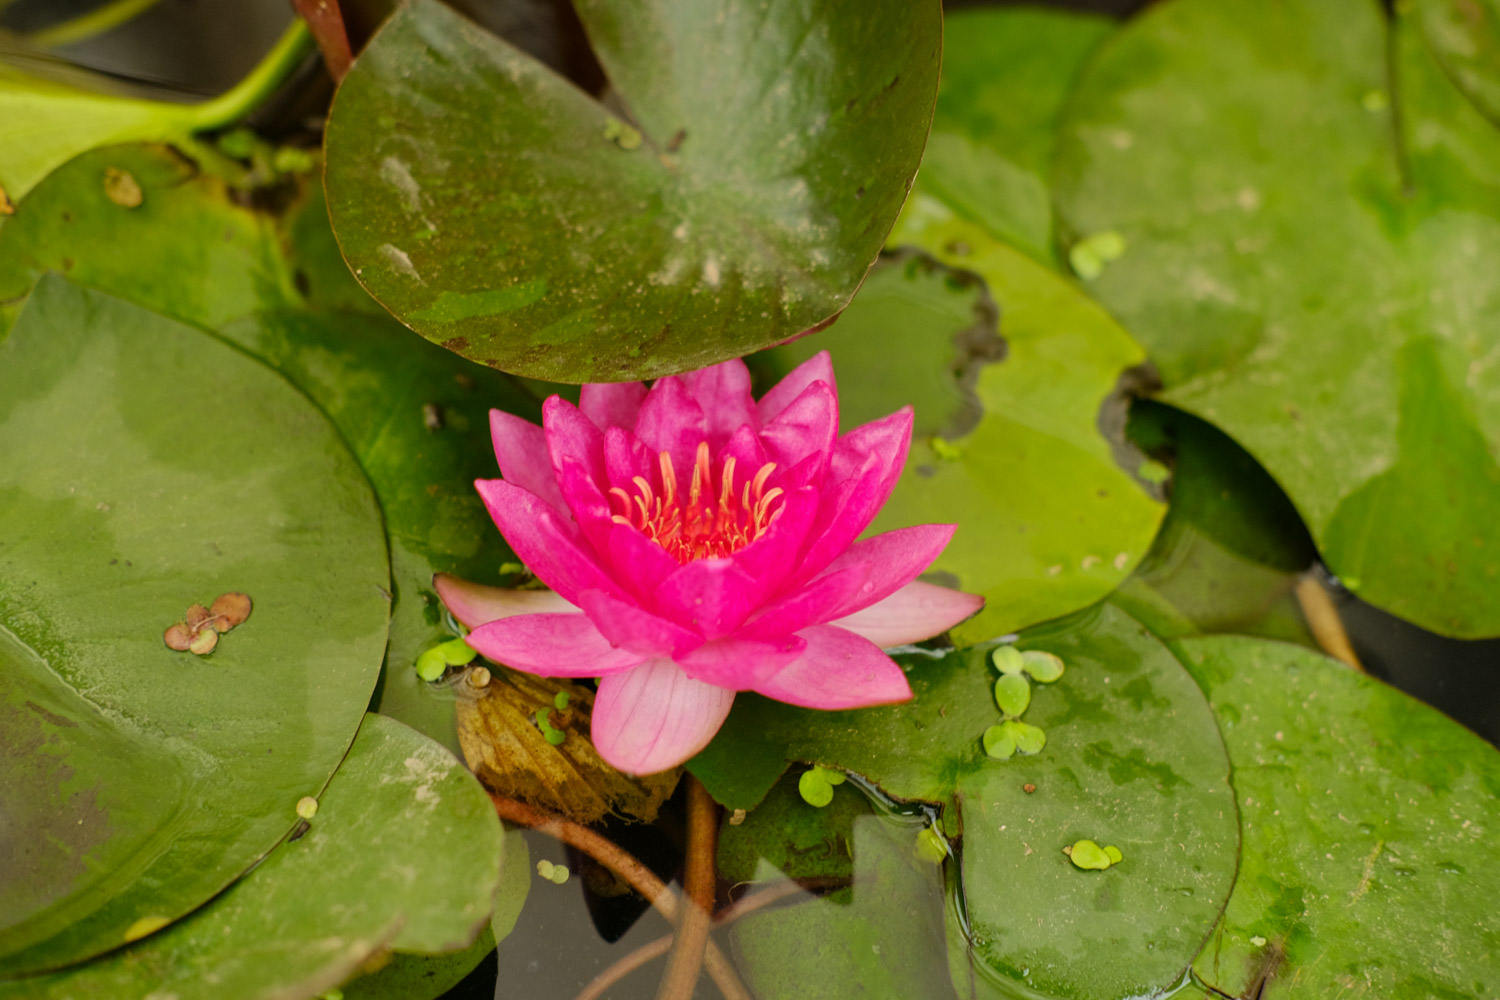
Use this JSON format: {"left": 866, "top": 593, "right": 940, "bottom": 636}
{"left": 1114, "top": 401, "right": 1317, "bottom": 643}
{"left": 0, "top": 277, "right": 389, "bottom": 976}
{"left": 323, "top": 0, "right": 940, "bottom": 381}
{"left": 0, "top": 142, "right": 542, "bottom": 753}
{"left": 693, "top": 604, "right": 1237, "bottom": 999}
{"left": 719, "top": 767, "right": 869, "bottom": 886}
{"left": 917, "top": 6, "right": 1113, "bottom": 264}
{"left": 342, "top": 927, "right": 495, "bottom": 1000}
{"left": 1418, "top": 0, "right": 1500, "bottom": 125}
{"left": 828, "top": 203, "right": 1163, "bottom": 643}
{"left": 1177, "top": 635, "right": 1500, "bottom": 998}
{"left": 1054, "top": 0, "right": 1500, "bottom": 637}
{"left": 1, "top": 713, "right": 504, "bottom": 1000}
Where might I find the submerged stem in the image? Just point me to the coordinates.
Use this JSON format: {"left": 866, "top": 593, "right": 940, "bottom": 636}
{"left": 656, "top": 777, "right": 717, "bottom": 1000}
{"left": 1295, "top": 573, "right": 1365, "bottom": 672}
{"left": 26, "top": 0, "right": 164, "bottom": 48}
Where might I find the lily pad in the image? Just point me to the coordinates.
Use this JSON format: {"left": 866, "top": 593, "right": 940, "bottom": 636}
{"left": 0, "top": 277, "right": 390, "bottom": 976}
{"left": 323, "top": 0, "right": 941, "bottom": 381}
{"left": 1053, "top": 0, "right": 1500, "bottom": 637}
{"left": 1418, "top": 0, "right": 1500, "bottom": 125}
{"left": 767, "top": 204, "right": 1163, "bottom": 643}
{"left": 1, "top": 713, "right": 504, "bottom": 1000}
{"left": 693, "top": 604, "right": 1238, "bottom": 1000}
{"left": 0, "top": 142, "right": 544, "bottom": 753}
{"left": 719, "top": 768, "right": 868, "bottom": 886}
{"left": 916, "top": 6, "right": 1114, "bottom": 264}
{"left": 1176, "top": 635, "right": 1500, "bottom": 998}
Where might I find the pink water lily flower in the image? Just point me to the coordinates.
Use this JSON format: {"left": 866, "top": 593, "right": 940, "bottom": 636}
{"left": 436, "top": 352, "right": 982, "bottom": 775}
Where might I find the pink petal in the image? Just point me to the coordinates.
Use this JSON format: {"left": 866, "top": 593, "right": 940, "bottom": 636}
{"left": 555, "top": 459, "right": 615, "bottom": 555}
{"left": 758, "top": 380, "right": 838, "bottom": 473}
{"left": 604, "top": 425, "right": 657, "bottom": 490}
{"left": 635, "top": 375, "right": 706, "bottom": 475}
{"left": 433, "top": 572, "right": 578, "bottom": 629}
{"left": 819, "top": 524, "right": 957, "bottom": 618}
{"left": 580, "top": 381, "right": 647, "bottom": 431}
{"left": 753, "top": 625, "right": 912, "bottom": 709}
{"left": 576, "top": 589, "right": 702, "bottom": 658}
{"left": 592, "top": 658, "right": 736, "bottom": 774}
{"left": 467, "top": 613, "right": 644, "bottom": 676}
{"left": 682, "top": 359, "right": 757, "bottom": 446}
{"left": 674, "top": 634, "right": 807, "bottom": 689}
{"left": 654, "top": 558, "right": 759, "bottom": 639}
{"left": 600, "top": 520, "right": 680, "bottom": 602}
{"left": 490, "top": 409, "right": 566, "bottom": 515}
{"left": 727, "top": 485, "right": 820, "bottom": 590}
{"left": 832, "top": 581, "right": 984, "bottom": 648}
{"left": 543, "top": 396, "right": 608, "bottom": 486}
{"left": 737, "top": 562, "right": 871, "bottom": 639}
{"left": 716, "top": 424, "right": 769, "bottom": 479}
{"left": 476, "top": 479, "right": 624, "bottom": 604}
{"left": 758, "top": 351, "right": 836, "bottom": 425}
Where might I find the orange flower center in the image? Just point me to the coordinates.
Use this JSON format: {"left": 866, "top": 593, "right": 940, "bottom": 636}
{"left": 609, "top": 441, "right": 784, "bottom": 563}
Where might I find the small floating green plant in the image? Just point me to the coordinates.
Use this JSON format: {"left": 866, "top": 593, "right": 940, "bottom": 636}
{"left": 797, "top": 765, "right": 847, "bottom": 807}
{"left": 983, "top": 646, "right": 1065, "bottom": 759}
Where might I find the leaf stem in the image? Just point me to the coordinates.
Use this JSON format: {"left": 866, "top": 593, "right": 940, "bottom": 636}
{"left": 26, "top": 0, "right": 164, "bottom": 49}
{"left": 656, "top": 777, "right": 718, "bottom": 1000}
{"left": 185, "top": 19, "right": 314, "bottom": 133}
{"left": 1294, "top": 573, "right": 1364, "bottom": 672}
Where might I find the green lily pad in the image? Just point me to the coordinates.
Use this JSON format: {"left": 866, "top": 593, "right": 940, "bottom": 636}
{"left": 341, "top": 928, "right": 495, "bottom": 1000}
{"left": 719, "top": 767, "right": 868, "bottom": 886}
{"left": 917, "top": 6, "right": 1114, "bottom": 264}
{"left": 0, "top": 142, "right": 543, "bottom": 753}
{"left": 1054, "top": 0, "right": 1500, "bottom": 637}
{"left": 1176, "top": 635, "right": 1500, "bottom": 998}
{"left": 0, "top": 277, "right": 389, "bottom": 976}
{"left": 766, "top": 206, "right": 1163, "bottom": 643}
{"left": 1417, "top": 0, "right": 1500, "bottom": 124}
{"left": 323, "top": 0, "right": 940, "bottom": 381}
{"left": 728, "top": 814, "right": 952, "bottom": 1000}
{"left": 693, "top": 604, "right": 1238, "bottom": 999}
{"left": 1114, "top": 401, "right": 1317, "bottom": 644}
{"left": 2, "top": 713, "right": 504, "bottom": 1000}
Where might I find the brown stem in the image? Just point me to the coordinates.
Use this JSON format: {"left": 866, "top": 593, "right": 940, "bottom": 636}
{"left": 489, "top": 793, "right": 752, "bottom": 1000}
{"left": 656, "top": 777, "right": 718, "bottom": 1000}
{"left": 291, "top": 0, "right": 352, "bottom": 82}
{"left": 1294, "top": 573, "right": 1365, "bottom": 672}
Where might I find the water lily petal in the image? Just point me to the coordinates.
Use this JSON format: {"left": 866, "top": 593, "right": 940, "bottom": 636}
{"left": 682, "top": 359, "right": 757, "bottom": 446}
{"left": 476, "top": 479, "right": 624, "bottom": 604}
{"left": 600, "top": 520, "right": 681, "bottom": 601}
{"left": 490, "top": 409, "right": 566, "bottom": 515}
{"left": 604, "top": 424, "right": 657, "bottom": 489}
{"left": 759, "top": 379, "right": 838, "bottom": 473}
{"left": 655, "top": 558, "right": 760, "bottom": 639}
{"left": 716, "top": 422, "right": 769, "bottom": 477}
{"left": 674, "top": 634, "right": 807, "bottom": 688}
{"left": 467, "top": 612, "right": 645, "bottom": 676}
{"left": 593, "top": 658, "right": 735, "bottom": 774}
{"left": 577, "top": 589, "right": 702, "bottom": 657}
{"left": 832, "top": 581, "right": 985, "bottom": 649}
{"left": 433, "top": 572, "right": 578, "bottom": 629}
{"left": 796, "top": 408, "right": 914, "bottom": 580}
{"left": 820, "top": 523, "right": 958, "bottom": 617}
{"left": 738, "top": 561, "right": 872, "bottom": 639}
{"left": 635, "top": 375, "right": 706, "bottom": 475}
{"left": 544, "top": 396, "right": 608, "bottom": 485}
{"left": 580, "top": 381, "right": 648, "bottom": 431}
{"left": 758, "top": 350, "right": 836, "bottom": 424}
{"left": 754, "top": 625, "right": 912, "bottom": 709}
{"left": 728, "top": 484, "right": 821, "bottom": 590}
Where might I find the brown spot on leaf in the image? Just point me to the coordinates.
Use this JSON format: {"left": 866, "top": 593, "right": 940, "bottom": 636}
{"left": 103, "top": 168, "right": 143, "bottom": 208}
{"left": 1023, "top": 783, "right": 1036, "bottom": 794}
{"left": 442, "top": 337, "right": 469, "bottom": 353}
{"left": 0, "top": 185, "right": 13, "bottom": 215}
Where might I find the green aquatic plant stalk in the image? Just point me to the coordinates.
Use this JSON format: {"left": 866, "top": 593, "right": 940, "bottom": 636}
{"left": 26, "top": 0, "right": 165, "bottom": 48}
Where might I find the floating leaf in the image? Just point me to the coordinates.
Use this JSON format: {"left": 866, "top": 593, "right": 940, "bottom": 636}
{"left": 798, "top": 769, "right": 836, "bottom": 809}
{"left": 0, "top": 278, "right": 390, "bottom": 977}
{"left": 759, "top": 242, "right": 1163, "bottom": 643}
{"left": 980, "top": 724, "right": 1016, "bottom": 760}
{"left": 1177, "top": 635, "right": 1500, "bottom": 998}
{"left": 455, "top": 665, "right": 678, "bottom": 824}
{"left": 993, "top": 673, "right": 1031, "bottom": 717}
{"left": 341, "top": 927, "right": 496, "bottom": 1000}
{"left": 1020, "top": 650, "right": 1065, "bottom": 683}
{"left": 1417, "top": 0, "right": 1500, "bottom": 123}
{"left": 1066, "top": 839, "right": 1111, "bottom": 871}
{"left": 719, "top": 769, "right": 866, "bottom": 885}
{"left": 990, "top": 646, "right": 1024, "bottom": 676}
{"left": 1054, "top": 0, "right": 1500, "bottom": 636}
{"left": 1, "top": 714, "right": 504, "bottom": 1000}
{"left": 324, "top": 0, "right": 941, "bottom": 381}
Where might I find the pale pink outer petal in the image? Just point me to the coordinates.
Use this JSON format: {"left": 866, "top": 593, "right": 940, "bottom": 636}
{"left": 433, "top": 572, "right": 578, "bottom": 629}
{"left": 467, "top": 613, "right": 645, "bottom": 676}
{"left": 490, "top": 410, "right": 566, "bottom": 515}
{"left": 576, "top": 589, "right": 702, "bottom": 658}
{"left": 580, "top": 381, "right": 648, "bottom": 431}
{"left": 831, "top": 581, "right": 984, "bottom": 649}
{"left": 592, "top": 658, "right": 736, "bottom": 774}
{"left": 681, "top": 359, "right": 758, "bottom": 445}
{"left": 673, "top": 634, "right": 807, "bottom": 689}
{"left": 758, "top": 351, "right": 836, "bottom": 424}
{"left": 476, "top": 479, "right": 624, "bottom": 604}
{"left": 753, "top": 625, "right": 912, "bottom": 709}
{"left": 818, "top": 523, "right": 957, "bottom": 618}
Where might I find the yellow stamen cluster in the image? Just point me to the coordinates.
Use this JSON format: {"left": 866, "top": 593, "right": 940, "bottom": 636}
{"left": 609, "top": 441, "right": 784, "bottom": 563}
